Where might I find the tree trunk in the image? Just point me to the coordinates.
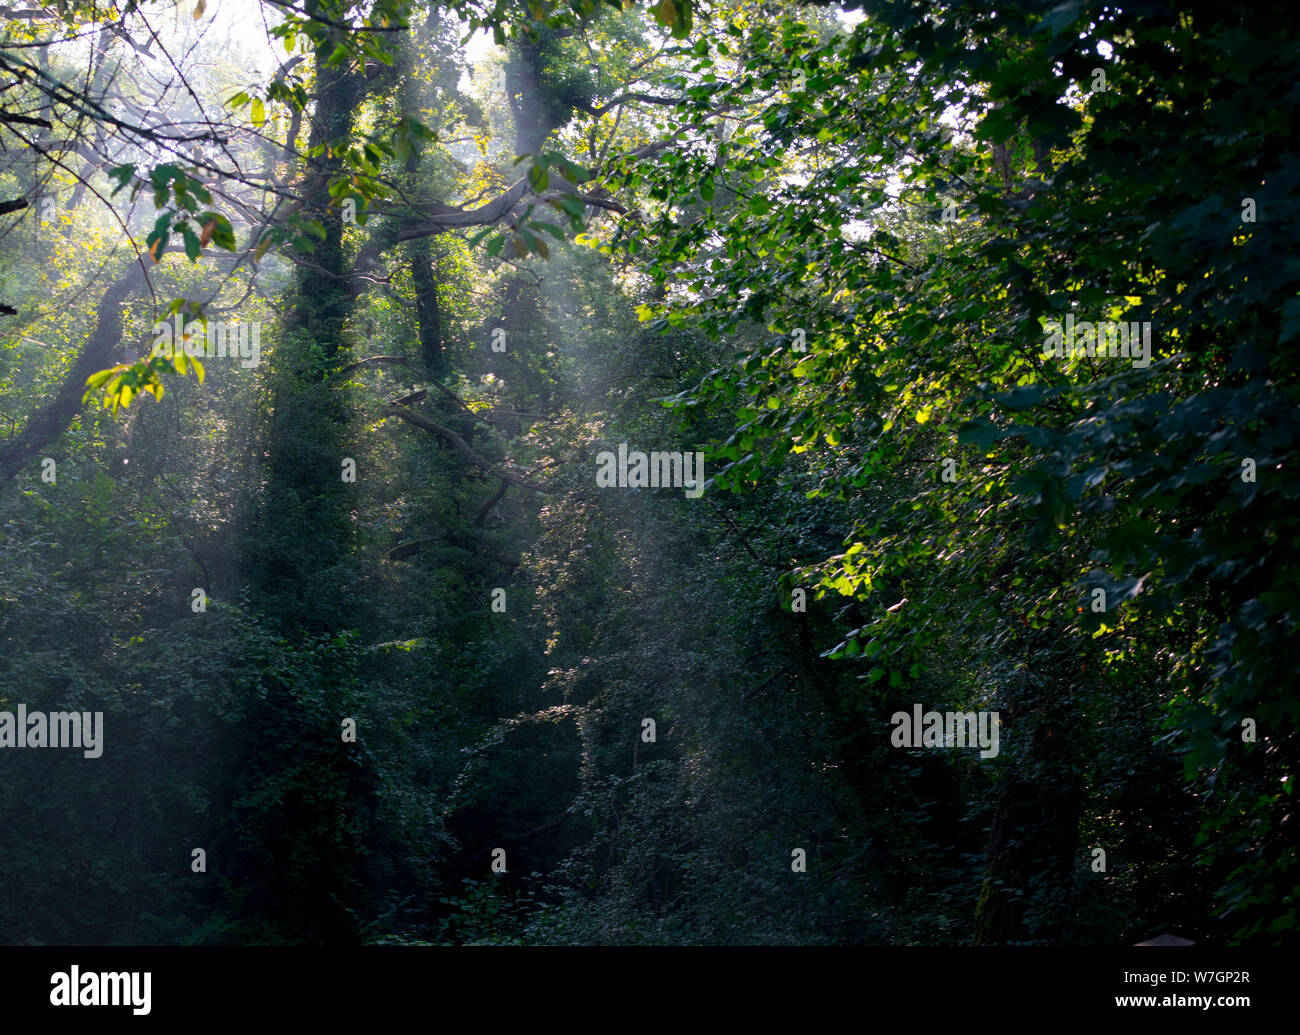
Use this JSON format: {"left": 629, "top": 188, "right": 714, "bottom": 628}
{"left": 0, "top": 256, "right": 150, "bottom": 481}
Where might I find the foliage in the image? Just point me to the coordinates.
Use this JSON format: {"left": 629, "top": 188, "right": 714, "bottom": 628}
{"left": 0, "top": 0, "right": 1293, "bottom": 948}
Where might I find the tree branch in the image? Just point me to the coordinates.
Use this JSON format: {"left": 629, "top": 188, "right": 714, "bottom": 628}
{"left": 381, "top": 406, "right": 551, "bottom": 492}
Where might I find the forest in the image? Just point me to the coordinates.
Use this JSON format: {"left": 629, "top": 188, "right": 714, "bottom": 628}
{"left": 0, "top": 0, "right": 1296, "bottom": 950}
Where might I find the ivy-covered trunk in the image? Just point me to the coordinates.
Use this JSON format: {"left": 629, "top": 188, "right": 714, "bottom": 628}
{"left": 224, "top": 33, "right": 374, "bottom": 944}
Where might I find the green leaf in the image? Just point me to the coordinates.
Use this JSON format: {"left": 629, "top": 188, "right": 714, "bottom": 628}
{"left": 957, "top": 418, "right": 1003, "bottom": 448}
{"left": 180, "top": 224, "right": 200, "bottom": 261}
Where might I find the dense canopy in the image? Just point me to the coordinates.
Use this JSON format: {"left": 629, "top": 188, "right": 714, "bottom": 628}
{"left": 0, "top": 0, "right": 1295, "bottom": 947}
